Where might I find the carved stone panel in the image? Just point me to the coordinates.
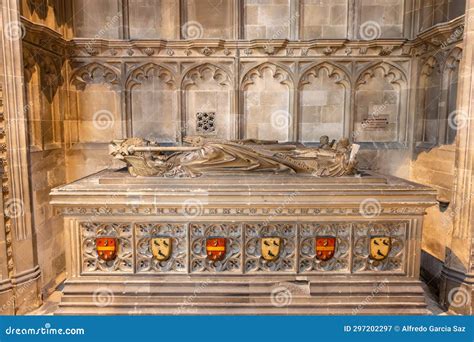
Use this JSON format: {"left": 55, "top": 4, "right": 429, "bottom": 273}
{"left": 190, "top": 223, "right": 242, "bottom": 273}
{"left": 135, "top": 223, "right": 187, "bottom": 273}
{"left": 81, "top": 222, "right": 133, "bottom": 273}
{"left": 352, "top": 222, "right": 407, "bottom": 273}
{"left": 244, "top": 223, "right": 297, "bottom": 273}
{"left": 299, "top": 222, "right": 351, "bottom": 273}
{"left": 354, "top": 63, "right": 406, "bottom": 143}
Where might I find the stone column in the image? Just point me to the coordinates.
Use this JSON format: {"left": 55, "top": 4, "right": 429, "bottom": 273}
{"left": 440, "top": 0, "right": 474, "bottom": 315}
{"left": 0, "top": 0, "right": 41, "bottom": 314}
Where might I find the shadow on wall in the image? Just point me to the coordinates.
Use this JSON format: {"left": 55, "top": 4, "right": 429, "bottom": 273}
{"left": 24, "top": 0, "right": 71, "bottom": 26}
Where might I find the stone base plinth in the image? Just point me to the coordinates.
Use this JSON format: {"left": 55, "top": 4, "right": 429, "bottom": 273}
{"left": 50, "top": 170, "right": 437, "bottom": 315}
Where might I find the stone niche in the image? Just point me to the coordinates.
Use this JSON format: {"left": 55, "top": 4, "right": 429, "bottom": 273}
{"left": 128, "top": 63, "right": 178, "bottom": 142}
{"left": 299, "top": 63, "right": 349, "bottom": 141}
{"left": 242, "top": 63, "right": 293, "bottom": 141}
{"left": 183, "top": 64, "right": 233, "bottom": 140}
{"left": 354, "top": 63, "right": 407, "bottom": 144}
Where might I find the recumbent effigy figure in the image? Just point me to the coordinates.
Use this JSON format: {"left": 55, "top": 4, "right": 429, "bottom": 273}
{"left": 109, "top": 135, "right": 360, "bottom": 178}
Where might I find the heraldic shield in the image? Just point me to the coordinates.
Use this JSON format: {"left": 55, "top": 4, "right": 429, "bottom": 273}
{"left": 96, "top": 237, "right": 117, "bottom": 261}
{"left": 370, "top": 236, "right": 391, "bottom": 260}
{"left": 315, "top": 236, "right": 336, "bottom": 261}
{"left": 261, "top": 237, "right": 281, "bottom": 261}
{"left": 151, "top": 237, "right": 172, "bottom": 261}
{"left": 206, "top": 237, "right": 226, "bottom": 261}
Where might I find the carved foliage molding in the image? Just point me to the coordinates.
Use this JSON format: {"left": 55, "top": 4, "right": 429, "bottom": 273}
{"left": 81, "top": 222, "right": 133, "bottom": 273}
{"left": 76, "top": 220, "right": 410, "bottom": 274}
{"left": 135, "top": 223, "right": 187, "bottom": 273}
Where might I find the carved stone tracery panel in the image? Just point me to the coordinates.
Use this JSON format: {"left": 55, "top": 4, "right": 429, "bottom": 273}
{"left": 299, "top": 222, "right": 350, "bottom": 273}
{"left": 298, "top": 63, "right": 350, "bottom": 141}
{"left": 81, "top": 222, "right": 133, "bottom": 273}
{"left": 135, "top": 223, "right": 187, "bottom": 273}
{"left": 354, "top": 62, "right": 407, "bottom": 144}
{"left": 352, "top": 222, "right": 407, "bottom": 273}
{"left": 190, "top": 223, "right": 242, "bottom": 273}
{"left": 182, "top": 64, "right": 233, "bottom": 140}
{"left": 244, "top": 223, "right": 297, "bottom": 273}
{"left": 126, "top": 63, "right": 178, "bottom": 142}
{"left": 242, "top": 63, "right": 294, "bottom": 141}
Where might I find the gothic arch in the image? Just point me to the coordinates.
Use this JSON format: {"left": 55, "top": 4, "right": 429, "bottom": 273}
{"left": 126, "top": 63, "right": 176, "bottom": 90}
{"left": 241, "top": 62, "right": 294, "bottom": 90}
{"left": 417, "top": 56, "right": 443, "bottom": 145}
{"left": 299, "top": 62, "right": 351, "bottom": 88}
{"left": 240, "top": 62, "right": 294, "bottom": 141}
{"left": 356, "top": 62, "right": 407, "bottom": 88}
{"left": 354, "top": 62, "right": 408, "bottom": 144}
{"left": 125, "top": 63, "right": 178, "bottom": 141}
{"left": 181, "top": 63, "right": 234, "bottom": 141}
{"left": 298, "top": 62, "right": 351, "bottom": 141}
{"left": 181, "top": 63, "right": 232, "bottom": 89}
{"left": 440, "top": 47, "right": 463, "bottom": 144}
{"left": 70, "top": 62, "right": 120, "bottom": 91}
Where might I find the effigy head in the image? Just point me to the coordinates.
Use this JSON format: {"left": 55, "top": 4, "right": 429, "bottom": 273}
{"left": 319, "top": 135, "right": 330, "bottom": 145}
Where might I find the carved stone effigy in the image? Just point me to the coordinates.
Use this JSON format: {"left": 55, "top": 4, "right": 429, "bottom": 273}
{"left": 109, "top": 136, "right": 359, "bottom": 178}
{"left": 50, "top": 155, "right": 437, "bottom": 314}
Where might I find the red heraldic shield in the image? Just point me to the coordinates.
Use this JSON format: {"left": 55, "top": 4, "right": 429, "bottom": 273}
{"left": 96, "top": 237, "right": 117, "bottom": 261}
{"left": 206, "top": 238, "right": 226, "bottom": 261}
{"left": 315, "top": 237, "right": 336, "bottom": 261}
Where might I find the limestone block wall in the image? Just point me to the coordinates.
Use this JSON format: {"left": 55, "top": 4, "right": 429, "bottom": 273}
{"left": 410, "top": 47, "right": 463, "bottom": 289}
{"left": 22, "top": 39, "right": 68, "bottom": 298}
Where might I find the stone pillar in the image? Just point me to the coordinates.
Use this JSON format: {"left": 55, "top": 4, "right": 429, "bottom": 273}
{"left": 0, "top": 0, "right": 41, "bottom": 314}
{"left": 440, "top": 0, "right": 474, "bottom": 315}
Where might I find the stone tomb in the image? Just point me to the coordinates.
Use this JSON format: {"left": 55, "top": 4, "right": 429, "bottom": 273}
{"left": 50, "top": 170, "right": 436, "bottom": 315}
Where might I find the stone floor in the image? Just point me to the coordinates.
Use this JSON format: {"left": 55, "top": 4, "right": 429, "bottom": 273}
{"left": 28, "top": 280, "right": 449, "bottom": 316}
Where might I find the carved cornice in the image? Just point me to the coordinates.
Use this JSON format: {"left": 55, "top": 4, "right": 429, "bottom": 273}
{"left": 411, "top": 15, "right": 465, "bottom": 57}
{"left": 56, "top": 205, "right": 428, "bottom": 217}
{"left": 21, "top": 14, "right": 466, "bottom": 61}
{"left": 21, "top": 17, "right": 67, "bottom": 56}
{"left": 22, "top": 19, "right": 415, "bottom": 59}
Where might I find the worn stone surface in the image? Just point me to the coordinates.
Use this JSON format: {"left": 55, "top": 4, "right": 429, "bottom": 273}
{"left": 49, "top": 170, "right": 436, "bottom": 314}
